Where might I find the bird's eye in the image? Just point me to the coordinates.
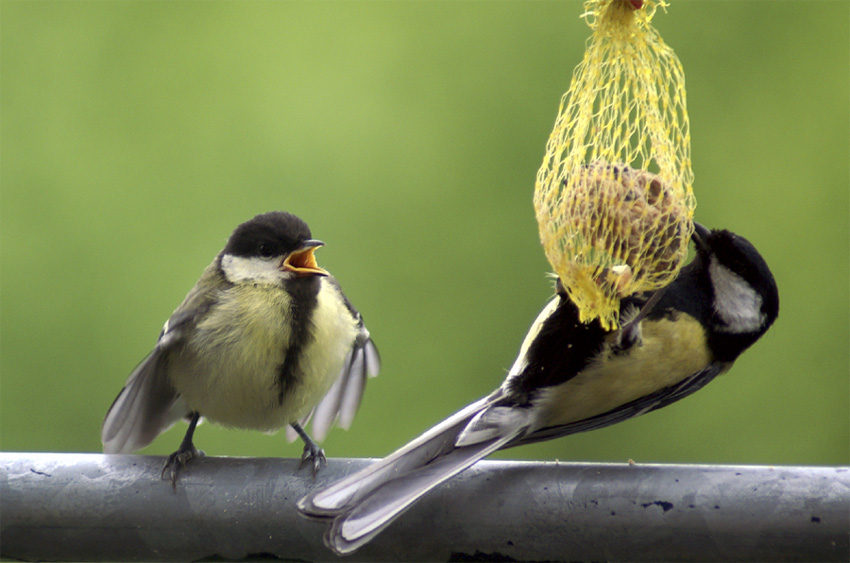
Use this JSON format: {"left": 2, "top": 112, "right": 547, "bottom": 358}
{"left": 258, "top": 243, "right": 275, "bottom": 258}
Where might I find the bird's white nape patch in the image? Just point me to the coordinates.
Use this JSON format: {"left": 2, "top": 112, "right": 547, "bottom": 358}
{"left": 709, "top": 257, "right": 764, "bottom": 333}
{"left": 220, "top": 254, "right": 290, "bottom": 285}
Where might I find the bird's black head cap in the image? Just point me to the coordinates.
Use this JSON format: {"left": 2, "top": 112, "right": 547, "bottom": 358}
{"left": 700, "top": 227, "right": 779, "bottom": 323}
{"left": 224, "top": 211, "right": 313, "bottom": 259}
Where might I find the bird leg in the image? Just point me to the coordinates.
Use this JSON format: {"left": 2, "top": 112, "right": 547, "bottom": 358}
{"left": 615, "top": 286, "right": 669, "bottom": 353}
{"left": 161, "top": 411, "right": 204, "bottom": 491}
{"left": 291, "top": 421, "right": 326, "bottom": 478}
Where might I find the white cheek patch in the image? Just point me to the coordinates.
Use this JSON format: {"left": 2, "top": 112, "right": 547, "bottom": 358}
{"left": 709, "top": 257, "right": 764, "bottom": 333}
{"left": 220, "top": 254, "right": 290, "bottom": 285}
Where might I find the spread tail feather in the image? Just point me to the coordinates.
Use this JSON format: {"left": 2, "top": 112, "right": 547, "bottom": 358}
{"left": 298, "top": 393, "right": 530, "bottom": 555}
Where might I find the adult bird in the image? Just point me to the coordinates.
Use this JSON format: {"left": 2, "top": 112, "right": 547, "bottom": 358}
{"left": 299, "top": 222, "right": 778, "bottom": 554}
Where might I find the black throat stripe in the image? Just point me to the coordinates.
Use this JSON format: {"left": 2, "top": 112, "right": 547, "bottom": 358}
{"left": 277, "top": 276, "right": 322, "bottom": 404}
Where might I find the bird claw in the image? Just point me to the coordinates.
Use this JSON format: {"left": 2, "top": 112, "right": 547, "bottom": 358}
{"left": 161, "top": 445, "right": 204, "bottom": 491}
{"left": 299, "top": 442, "right": 327, "bottom": 478}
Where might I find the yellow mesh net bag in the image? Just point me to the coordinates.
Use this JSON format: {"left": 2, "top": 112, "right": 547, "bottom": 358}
{"left": 534, "top": 0, "right": 695, "bottom": 330}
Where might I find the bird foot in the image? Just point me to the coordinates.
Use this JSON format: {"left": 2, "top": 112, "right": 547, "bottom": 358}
{"left": 299, "top": 441, "right": 327, "bottom": 478}
{"left": 161, "top": 444, "right": 205, "bottom": 491}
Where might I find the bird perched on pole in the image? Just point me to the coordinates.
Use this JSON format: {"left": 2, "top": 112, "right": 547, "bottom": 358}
{"left": 101, "top": 211, "right": 379, "bottom": 486}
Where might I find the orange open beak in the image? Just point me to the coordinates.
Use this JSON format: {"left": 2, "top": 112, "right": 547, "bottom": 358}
{"left": 281, "top": 240, "right": 329, "bottom": 277}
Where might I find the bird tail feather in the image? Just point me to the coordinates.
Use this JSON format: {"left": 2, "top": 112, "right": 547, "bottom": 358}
{"left": 298, "top": 393, "right": 529, "bottom": 555}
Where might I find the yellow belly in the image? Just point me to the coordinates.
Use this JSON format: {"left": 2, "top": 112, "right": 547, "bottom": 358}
{"left": 536, "top": 313, "right": 713, "bottom": 428}
{"left": 168, "top": 280, "right": 358, "bottom": 432}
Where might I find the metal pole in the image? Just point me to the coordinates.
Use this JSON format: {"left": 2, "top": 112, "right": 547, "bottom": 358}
{"left": 1, "top": 452, "right": 847, "bottom": 562}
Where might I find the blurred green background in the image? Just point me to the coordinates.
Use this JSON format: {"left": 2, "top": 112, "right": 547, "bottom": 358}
{"left": 1, "top": 1, "right": 847, "bottom": 467}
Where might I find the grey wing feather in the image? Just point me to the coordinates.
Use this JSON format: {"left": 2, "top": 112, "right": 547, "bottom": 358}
{"left": 339, "top": 336, "right": 379, "bottom": 428}
{"left": 310, "top": 321, "right": 380, "bottom": 442}
{"left": 101, "top": 265, "right": 223, "bottom": 454}
{"left": 100, "top": 343, "right": 182, "bottom": 454}
{"left": 100, "top": 308, "right": 198, "bottom": 454}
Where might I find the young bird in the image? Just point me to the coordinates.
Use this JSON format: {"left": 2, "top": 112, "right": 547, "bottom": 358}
{"left": 101, "top": 211, "right": 379, "bottom": 485}
{"left": 298, "top": 222, "right": 779, "bottom": 554}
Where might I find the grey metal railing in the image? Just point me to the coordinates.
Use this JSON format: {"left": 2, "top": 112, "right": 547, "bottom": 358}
{"left": 1, "top": 452, "right": 847, "bottom": 562}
